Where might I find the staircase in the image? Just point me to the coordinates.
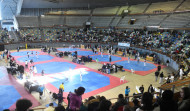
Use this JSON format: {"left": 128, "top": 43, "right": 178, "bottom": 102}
{"left": 8, "top": 31, "right": 19, "bottom": 42}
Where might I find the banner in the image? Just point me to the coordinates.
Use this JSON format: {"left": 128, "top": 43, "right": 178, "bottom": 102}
{"left": 118, "top": 42, "right": 130, "bottom": 47}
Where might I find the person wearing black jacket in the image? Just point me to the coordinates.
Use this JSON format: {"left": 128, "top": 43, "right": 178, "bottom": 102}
{"left": 159, "top": 72, "right": 164, "bottom": 84}
{"left": 155, "top": 70, "right": 160, "bottom": 82}
{"left": 148, "top": 84, "right": 154, "bottom": 93}
{"left": 157, "top": 65, "right": 161, "bottom": 71}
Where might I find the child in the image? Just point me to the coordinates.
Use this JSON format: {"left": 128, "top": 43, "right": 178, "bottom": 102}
{"left": 41, "top": 70, "right": 44, "bottom": 76}
{"left": 144, "top": 59, "right": 146, "bottom": 66}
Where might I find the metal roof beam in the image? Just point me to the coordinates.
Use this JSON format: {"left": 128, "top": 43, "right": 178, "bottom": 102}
{"left": 16, "top": 0, "right": 23, "bottom": 15}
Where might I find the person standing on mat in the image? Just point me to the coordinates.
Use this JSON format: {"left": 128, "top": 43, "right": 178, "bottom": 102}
{"left": 128, "top": 56, "right": 130, "bottom": 63}
{"left": 137, "top": 56, "right": 140, "bottom": 63}
{"left": 80, "top": 71, "right": 82, "bottom": 81}
{"left": 27, "top": 52, "right": 29, "bottom": 58}
{"left": 41, "top": 70, "right": 44, "bottom": 76}
{"left": 101, "top": 48, "right": 103, "bottom": 57}
{"left": 144, "top": 59, "right": 146, "bottom": 66}
{"left": 94, "top": 48, "right": 97, "bottom": 54}
{"left": 109, "top": 55, "right": 112, "bottom": 63}
{"left": 36, "top": 52, "right": 38, "bottom": 59}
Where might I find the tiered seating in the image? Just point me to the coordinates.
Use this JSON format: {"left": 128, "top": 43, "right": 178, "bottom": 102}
{"left": 41, "top": 16, "right": 65, "bottom": 27}
{"left": 145, "top": 15, "right": 167, "bottom": 26}
{"left": 117, "top": 6, "right": 129, "bottom": 15}
{"left": 65, "top": 16, "right": 89, "bottom": 27}
{"left": 93, "top": 7, "right": 119, "bottom": 15}
{"left": 117, "top": 16, "right": 148, "bottom": 28}
{"left": 43, "top": 28, "right": 63, "bottom": 41}
{"left": 19, "top": 28, "right": 41, "bottom": 39}
{"left": 65, "top": 10, "right": 91, "bottom": 15}
{"left": 110, "top": 17, "right": 121, "bottom": 26}
{"left": 160, "top": 13, "right": 190, "bottom": 28}
{"left": 145, "top": 1, "right": 180, "bottom": 13}
{"left": 129, "top": 4, "right": 149, "bottom": 14}
{"left": 91, "top": 16, "right": 113, "bottom": 27}
{"left": 176, "top": 0, "right": 190, "bottom": 11}
{"left": 16, "top": 16, "right": 39, "bottom": 27}
{"left": 0, "top": 29, "right": 8, "bottom": 42}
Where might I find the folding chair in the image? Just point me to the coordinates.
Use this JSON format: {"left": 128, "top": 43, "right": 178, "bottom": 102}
{"left": 120, "top": 76, "right": 125, "bottom": 82}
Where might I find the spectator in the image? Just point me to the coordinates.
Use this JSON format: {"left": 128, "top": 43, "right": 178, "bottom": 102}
{"left": 3, "top": 109, "right": 10, "bottom": 111}
{"left": 170, "top": 73, "right": 175, "bottom": 82}
{"left": 111, "top": 94, "right": 127, "bottom": 111}
{"left": 160, "top": 90, "right": 178, "bottom": 111}
{"left": 178, "top": 87, "right": 190, "bottom": 111}
{"left": 57, "top": 91, "right": 64, "bottom": 105}
{"left": 15, "top": 99, "right": 32, "bottom": 111}
{"left": 68, "top": 87, "right": 85, "bottom": 111}
{"left": 44, "top": 103, "right": 55, "bottom": 111}
{"left": 87, "top": 96, "right": 100, "bottom": 111}
{"left": 97, "top": 99, "right": 111, "bottom": 111}
{"left": 136, "top": 92, "right": 154, "bottom": 111}
{"left": 131, "top": 98, "right": 140, "bottom": 111}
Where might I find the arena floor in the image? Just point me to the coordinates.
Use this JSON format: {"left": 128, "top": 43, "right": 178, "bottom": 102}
{"left": 0, "top": 48, "right": 174, "bottom": 110}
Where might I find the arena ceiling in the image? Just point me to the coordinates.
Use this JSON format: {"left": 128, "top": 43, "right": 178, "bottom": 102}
{"left": 0, "top": 0, "right": 177, "bottom": 20}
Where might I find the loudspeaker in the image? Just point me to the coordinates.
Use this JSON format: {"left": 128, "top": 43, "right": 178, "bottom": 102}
{"left": 0, "top": 45, "right": 4, "bottom": 51}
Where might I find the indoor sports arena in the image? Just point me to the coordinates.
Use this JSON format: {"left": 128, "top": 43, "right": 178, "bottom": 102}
{"left": 0, "top": 0, "right": 190, "bottom": 111}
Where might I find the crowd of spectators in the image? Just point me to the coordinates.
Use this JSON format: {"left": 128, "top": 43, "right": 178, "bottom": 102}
{"left": 5, "top": 86, "right": 189, "bottom": 111}
{"left": 0, "top": 28, "right": 9, "bottom": 43}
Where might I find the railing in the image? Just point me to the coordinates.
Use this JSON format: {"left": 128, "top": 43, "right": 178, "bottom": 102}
{"left": 159, "top": 77, "right": 190, "bottom": 93}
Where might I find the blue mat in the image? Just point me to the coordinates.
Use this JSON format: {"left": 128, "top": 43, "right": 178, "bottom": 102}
{"left": 77, "top": 51, "right": 94, "bottom": 56}
{"left": 0, "top": 85, "right": 21, "bottom": 110}
{"left": 11, "top": 51, "right": 40, "bottom": 56}
{"left": 58, "top": 48, "right": 81, "bottom": 52}
{"left": 17, "top": 55, "right": 54, "bottom": 63}
{"left": 115, "top": 60, "right": 156, "bottom": 71}
{"left": 90, "top": 55, "right": 122, "bottom": 62}
{"left": 35, "top": 62, "right": 76, "bottom": 74}
{"left": 50, "top": 71, "right": 110, "bottom": 93}
{"left": 0, "top": 70, "right": 5, "bottom": 79}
